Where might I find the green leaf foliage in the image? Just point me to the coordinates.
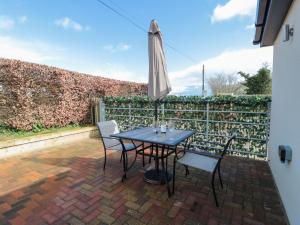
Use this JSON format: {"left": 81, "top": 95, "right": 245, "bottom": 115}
{"left": 103, "top": 95, "right": 271, "bottom": 159}
{"left": 239, "top": 66, "right": 272, "bottom": 95}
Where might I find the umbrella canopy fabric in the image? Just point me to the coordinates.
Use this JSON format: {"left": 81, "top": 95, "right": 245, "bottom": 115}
{"left": 148, "top": 20, "right": 172, "bottom": 101}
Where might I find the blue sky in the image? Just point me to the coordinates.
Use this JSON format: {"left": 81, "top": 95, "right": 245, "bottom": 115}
{"left": 0, "top": 0, "right": 272, "bottom": 95}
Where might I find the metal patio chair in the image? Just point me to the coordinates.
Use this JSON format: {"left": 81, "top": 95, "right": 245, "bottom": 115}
{"left": 97, "top": 120, "right": 144, "bottom": 181}
{"left": 172, "top": 134, "right": 236, "bottom": 207}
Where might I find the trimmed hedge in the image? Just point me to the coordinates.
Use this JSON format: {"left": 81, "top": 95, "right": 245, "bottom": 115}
{"left": 104, "top": 95, "right": 271, "bottom": 105}
{"left": 0, "top": 58, "right": 147, "bottom": 130}
{"left": 104, "top": 95, "right": 271, "bottom": 158}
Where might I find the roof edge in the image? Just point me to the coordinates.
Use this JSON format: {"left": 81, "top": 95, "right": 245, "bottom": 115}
{"left": 253, "top": 0, "right": 294, "bottom": 47}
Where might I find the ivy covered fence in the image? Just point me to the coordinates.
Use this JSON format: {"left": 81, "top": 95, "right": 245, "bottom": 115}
{"left": 102, "top": 95, "right": 271, "bottom": 159}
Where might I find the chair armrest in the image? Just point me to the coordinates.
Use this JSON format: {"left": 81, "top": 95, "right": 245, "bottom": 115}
{"left": 174, "top": 138, "right": 194, "bottom": 160}
{"left": 175, "top": 148, "right": 186, "bottom": 160}
{"left": 188, "top": 141, "right": 225, "bottom": 155}
{"left": 191, "top": 141, "right": 225, "bottom": 147}
{"left": 186, "top": 149, "right": 223, "bottom": 159}
{"left": 102, "top": 136, "right": 120, "bottom": 140}
{"left": 101, "top": 136, "right": 122, "bottom": 149}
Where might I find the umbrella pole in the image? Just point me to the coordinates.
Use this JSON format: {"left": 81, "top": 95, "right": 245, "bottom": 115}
{"left": 154, "top": 100, "right": 159, "bottom": 177}
{"left": 154, "top": 100, "right": 159, "bottom": 122}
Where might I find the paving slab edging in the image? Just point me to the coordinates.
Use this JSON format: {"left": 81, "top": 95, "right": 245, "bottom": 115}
{"left": 0, "top": 127, "right": 99, "bottom": 158}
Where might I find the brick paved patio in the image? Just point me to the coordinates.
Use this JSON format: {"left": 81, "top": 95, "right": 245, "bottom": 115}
{"left": 0, "top": 138, "right": 287, "bottom": 225}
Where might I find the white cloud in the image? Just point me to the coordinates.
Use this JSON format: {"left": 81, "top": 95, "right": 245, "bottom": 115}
{"left": 55, "top": 17, "right": 90, "bottom": 32}
{"left": 18, "top": 16, "right": 28, "bottom": 24}
{"left": 103, "top": 45, "right": 115, "bottom": 52}
{"left": 118, "top": 43, "right": 131, "bottom": 51}
{"left": 211, "top": 0, "right": 257, "bottom": 23}
{"left": 169, "top": 47, "right": 273, "bottom": 95}
{"left": 0, "top": 34, "right": 138, "bottom": 83}
{"left": 170, "top": 75, "right": 203, "bottom": 95}
{"left": 245, "top": 24, "right": 255, "bottom": 30}
{"left": 103, "top": 43, "right": 132, "bottom": 53}
{"left": 0, "top": 15, "right": 29, "bottom": 30}
{"left": 0, "top": 35, "right": 66, "bottom": 63}
{"left": 0, "top": 15, "right": 15, "bottom": 29}
{"left": 88, "top": 47, "right": 273, "bottom": 95}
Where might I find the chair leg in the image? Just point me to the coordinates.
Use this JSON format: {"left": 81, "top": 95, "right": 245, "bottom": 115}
{"left": 127, "top": 150, "right": 138, "bottom": 171}
{"left": 184, "top": 165, "right": 189, "bottom": 177}
{"left": 217, "top": 164, "right": 223, "bottom": 189}
{"left": 121, "top": 151, "right": 127, "bottom": 182}
{"left": 149, "top": 144, "right": 153, "bottom": 164}
{"left": 172, "top": 159, "right": 176, "bottom": 194}
{"left": 211, "top": 169, "right": 219, "bottom": 207}
{"left": 142, "top": 143, "right": 145, "bottom": 167}
{"left": 119, "top": 153, "right": 122, "bottom": 163}
{"left": 103, "top": 149, "right": 107, "bottom": 171}
{"left": 155, "top": 145, "right": 159, "bottom": 173}
{"left": 125, "top": 152, "right": 129, "bottom": 171}
{"left": 166, "top": 150, "right": 168, "bottom": 171}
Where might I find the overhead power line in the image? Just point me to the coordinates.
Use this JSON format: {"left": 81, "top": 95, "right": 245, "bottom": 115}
{"left": 95, "top": 0, "right": 198, "bottom": 63}
{"left": 105, "top": 0, "right": 148, "bottom": 29}
{"left": 95, "top": 0, "right": 147, "bottom": 33}
{"left": 164, "top": 42, "right": 197, "bottom": 63}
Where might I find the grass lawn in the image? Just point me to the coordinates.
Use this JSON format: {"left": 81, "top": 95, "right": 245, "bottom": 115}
{"left": 0, "top": 124, "right": 88, "bottom": 141}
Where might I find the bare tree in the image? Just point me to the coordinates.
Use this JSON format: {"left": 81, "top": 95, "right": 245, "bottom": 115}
{"left": 207, "top": 73, "right": 244, "bottom": 95}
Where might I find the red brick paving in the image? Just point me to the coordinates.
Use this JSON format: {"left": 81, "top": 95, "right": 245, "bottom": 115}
{"left": 0, "top": 138, "right": 287, "bottom": 225}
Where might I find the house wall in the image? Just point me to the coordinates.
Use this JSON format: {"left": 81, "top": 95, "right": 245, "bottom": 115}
{"left": 269, "top": 1, "right": 300, "bottom": 224}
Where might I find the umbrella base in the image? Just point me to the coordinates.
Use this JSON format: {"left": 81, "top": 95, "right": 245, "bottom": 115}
{"left": 144, "top": 169, "right": 172, "bottom": 185}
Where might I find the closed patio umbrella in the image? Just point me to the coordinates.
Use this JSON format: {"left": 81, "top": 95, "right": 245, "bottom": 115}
{"left": 148, "top": 20, "right": 172, "bottom": 121}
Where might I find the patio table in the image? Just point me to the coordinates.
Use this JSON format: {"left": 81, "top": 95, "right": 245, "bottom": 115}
{"left": 111, "top": 127, "right": 195, "bottom": 196}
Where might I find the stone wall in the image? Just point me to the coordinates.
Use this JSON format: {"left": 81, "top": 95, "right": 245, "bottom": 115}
{"left": 0, "top": 58, "right": 147, "bottom": 130}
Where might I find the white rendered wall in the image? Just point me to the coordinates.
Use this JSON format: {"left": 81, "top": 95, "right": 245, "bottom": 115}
{"left": 269, "top": 1, "right": 300, "bottom": 224}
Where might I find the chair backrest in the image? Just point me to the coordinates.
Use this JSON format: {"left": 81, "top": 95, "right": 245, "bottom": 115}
{"left": 221, "top": 134, "right": 236, "bottom": 157}
{"left": 97, "top": 120, "right": 120, "bottom": 149}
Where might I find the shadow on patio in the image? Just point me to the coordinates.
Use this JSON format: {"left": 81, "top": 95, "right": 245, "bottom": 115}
{"left": 0, "top": 138, "right": 287, "bottom": 225}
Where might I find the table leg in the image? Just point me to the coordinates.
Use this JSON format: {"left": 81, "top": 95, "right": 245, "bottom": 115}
{"left": 162, "top": 145, "right": 171, "bottom": 196}
{"left": 142, "top": 143, "right": 145, "bottom": 167}
{"left": 122, "top": 151, "right": 127, "bottom": 181}
{"left": 155, "top": 144, "right": 159, "bottom": 174}
{"left": 149, "top": 144, "right": 153, "bottom": 163}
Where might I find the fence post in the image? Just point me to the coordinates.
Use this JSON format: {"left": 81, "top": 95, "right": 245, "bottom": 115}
{"left": 99, "top": 98, "right": 106, "bottom": 122}
{"left": 205, "top": 102, "right": 209, "bottom": 140}
{"left": 129, "top": 103, "right": 132, "bottom": 129}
